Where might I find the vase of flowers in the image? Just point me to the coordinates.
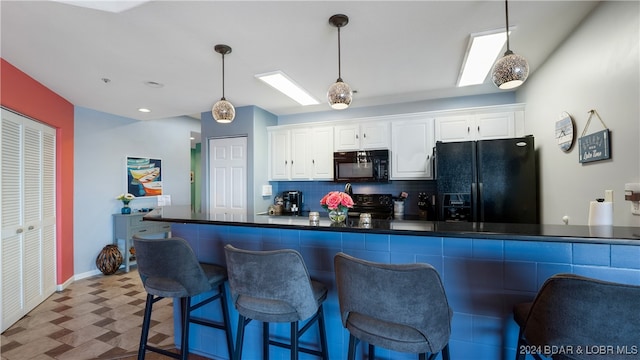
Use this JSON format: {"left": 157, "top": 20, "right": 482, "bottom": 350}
{"left": 116, "top": 193, "right": 136, "bottom": 214}
{"left": 320, "top": 191, "right": 354, "bottom": 224}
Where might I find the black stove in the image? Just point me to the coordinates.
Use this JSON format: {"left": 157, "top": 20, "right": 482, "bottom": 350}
{"left": 348, "top": 193, "right": 394, "bottom": 220}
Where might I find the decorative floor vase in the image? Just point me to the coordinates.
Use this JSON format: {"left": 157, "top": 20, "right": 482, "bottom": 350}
{"left": 328, "top": 209, "right": 347, "bottom": 224}
{"left": 96, "top": 245, "right": 123, "bottom": 275}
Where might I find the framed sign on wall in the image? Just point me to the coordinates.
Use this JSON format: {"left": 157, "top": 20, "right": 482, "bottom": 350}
{"left": 127, "top": 156, "right": 162, "bottom": 196}
{"left": 578, "top": 109, "right": 611, "bottom": 164}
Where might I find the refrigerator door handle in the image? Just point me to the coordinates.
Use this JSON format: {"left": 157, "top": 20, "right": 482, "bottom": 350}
{"left": 471, "top": 182, "right": 477, "bottom": 222}
{"left": 478, "top": 182, "right": 484, "bottom": 222}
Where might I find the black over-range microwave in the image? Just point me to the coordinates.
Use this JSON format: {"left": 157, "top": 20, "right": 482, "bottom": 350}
{"left": 333, "top": 149, "right": 390, "bottom": 182}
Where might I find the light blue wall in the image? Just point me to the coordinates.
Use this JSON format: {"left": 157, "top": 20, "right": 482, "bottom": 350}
{"left": 200, "top": 106, "right": 277, "bottom": 215}
{"left": 73, "top": 106, "right": 200, "bottom": 277}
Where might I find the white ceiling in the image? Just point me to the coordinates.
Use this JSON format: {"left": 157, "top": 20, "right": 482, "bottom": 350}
{"left": 0, "top": 1, "right": 600, "bottom": 121}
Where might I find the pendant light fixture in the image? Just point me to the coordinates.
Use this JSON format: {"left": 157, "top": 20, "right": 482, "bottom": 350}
{"left": 212, "top": 44, "right": 235, "bottom": 123}
{"left": 491, "top": 0, "right": 529, "bottom": 89}
{"left": 327, "top": 14, "right": 352, "bottom": 110}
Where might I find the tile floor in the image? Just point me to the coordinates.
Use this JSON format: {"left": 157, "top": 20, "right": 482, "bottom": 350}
{"left": 0, "top": 269, "right": 185, "bottom": 360}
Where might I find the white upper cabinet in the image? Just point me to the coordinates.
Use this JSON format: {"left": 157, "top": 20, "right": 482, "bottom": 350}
{"left": 310, "top": 126, "right": 334, "bottom": 179}
{"left": 391, "top": 117, "right": 435, "bottom": 180}
{"left": 435, "top": 108, "right": 524, "bottom": 142}
{"left": 268, "top": 104, "right": 524, "bottom": 182}
{"left": 334, "top": 120, "right": 389, "bottom": 151}
{"left": 269, "top": 129, "right": 290, "bottom": 180}
{"left": 268, "top": 125, "right": 334, "bottom": 181}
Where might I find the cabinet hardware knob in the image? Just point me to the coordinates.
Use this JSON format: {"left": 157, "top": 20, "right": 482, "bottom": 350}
{"left": 16, "top": 228, "right": 23, "bottom": 234}
{"left": 477, "top": 126, "right": 480, "bottom": 132}
{"left": 312, "top": 159, "right": 315, "bottom": 164}
{"left": 467, "top": 126, "right": 470, "bottom": 133}
{"left": 355, "top": 134, "right": 359, "bottom": 139}
{"left": 28, "top": 225, "right": 35, "bottom": 230}
{"left": 363, "top": 133, "right": 367, "bottom": 138}
{"left": 285, "top": 160, "right": 288, "bottom": 165}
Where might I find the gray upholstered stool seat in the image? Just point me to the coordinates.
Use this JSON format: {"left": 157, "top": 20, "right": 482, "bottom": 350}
{"left": 334, "top": 252, "right": 452, "bottom": 360}
{"left": 224, "top": 244, "right": 329, "bottom": 360}
{"left": 133, "top": 236, "right": 234, "bottom": 360}
{"left": 514, "top": 273, "right": 640, "bottom": 360}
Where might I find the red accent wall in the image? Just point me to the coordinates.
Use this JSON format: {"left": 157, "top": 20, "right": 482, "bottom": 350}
{"left": 1, "top": 58, "right": 74, "bottom": 285}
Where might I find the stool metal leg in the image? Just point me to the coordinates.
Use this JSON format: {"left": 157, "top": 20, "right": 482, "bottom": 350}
{"left": 347, "top": 334, "right": 357, "bottom": 360}
{"left": 234, "top": 314, "right": 249, "bottom": 360}
{"left": 138, "top": 294, "right": 154, "bottom": 360}
{"left": 368, "top": 344, "right": 375, "bottom": 360}
{"left": 317, "top": 305, "right": 329, "bottom": 360}
{"left": 263, "top": 322, "right": 270, "bottom": 360}
{"left": 291, "top": 321, "right": 299, "bottom": 360}
{"left": 180, "top": 297, "right": 191, "bottom": 360}
{"left": 219, "top": 284, "right": 234, "bottom": 359}
{"left": 441, "top": 344, "right": 451, "bottom": 360}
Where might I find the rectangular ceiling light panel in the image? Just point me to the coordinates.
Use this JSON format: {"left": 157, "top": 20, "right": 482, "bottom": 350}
{"left": 50, "top": 0, "right": 151, "bottom": 13}
{"left": 256, "top": 71, "right": 319, "bottom": 106}
{"left": 457, "top": 30, "right": 509, "bottom": 87}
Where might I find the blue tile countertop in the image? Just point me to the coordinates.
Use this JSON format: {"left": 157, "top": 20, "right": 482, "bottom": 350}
{"left": 144, "top": 205, "right": 640, "bottom": 245}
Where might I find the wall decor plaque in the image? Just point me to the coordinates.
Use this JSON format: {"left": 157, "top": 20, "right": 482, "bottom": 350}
{"left": 578, "top": 109, "right": 611, "bottom": 163}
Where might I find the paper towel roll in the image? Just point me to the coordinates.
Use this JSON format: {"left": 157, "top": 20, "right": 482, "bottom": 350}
{"left": 588, "top": 201, "right": 613, "bottom": 226}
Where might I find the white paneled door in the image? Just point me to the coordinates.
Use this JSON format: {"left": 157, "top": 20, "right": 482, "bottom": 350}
{"left": 208, "top": 137, "right": 247, "bottom": 221}
{"left": 1, "top": 108, "right": 57, "bottom": 332}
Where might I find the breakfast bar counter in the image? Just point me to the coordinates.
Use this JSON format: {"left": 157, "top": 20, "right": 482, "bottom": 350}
{"left": 144, "top": 206, "right": 640, "bottom": 359}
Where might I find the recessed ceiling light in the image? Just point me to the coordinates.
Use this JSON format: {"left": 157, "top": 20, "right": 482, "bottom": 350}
{"left": 138, "top": 108, "right": 151, "bottom": 113}
{"left": 255, "top": 71, "right": 319, "bottom": 106}
{"left": 457, "top": 29, "right": 509, "bottom": 87}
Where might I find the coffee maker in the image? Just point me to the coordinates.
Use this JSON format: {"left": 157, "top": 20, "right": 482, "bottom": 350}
{"left": 282, "top": 190, "right": 303, "bottom": 215}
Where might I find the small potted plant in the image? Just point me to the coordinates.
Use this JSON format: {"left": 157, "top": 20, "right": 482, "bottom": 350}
{"left": 116, "top": 193, "right": 136, "bottom": 214}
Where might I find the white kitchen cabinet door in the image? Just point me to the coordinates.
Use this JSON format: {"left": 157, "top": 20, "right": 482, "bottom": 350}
{"left": 310, "top": 126, "right": 334, "bottom": 180}
{"left": 435, "top": 115, "right": 474, "bottom": 142}
{"left": 334, "top": 121, "right": 390, "bottom": 151}
{"left": 334, "top": 124, "right": 360, "bottom": 151}
{"left": 1, "top": 109, "right": 56, "bottom": 332}
{"left": 290, "top": 128, "right": 312, "bottom": 179}
{"left": 391, "top": 118, "right": 435, "bottom": 179}
{"left": 360, "top": 121, "right": 390, "bottom": 149}
{"left": 475, "top": 112, "right": 516, "bottom": 140}
{"left": 435, "top": 111, "right": 519, "bottom": 142}
{"left": 269, "top": 129, "right": 290, "bottom": 180}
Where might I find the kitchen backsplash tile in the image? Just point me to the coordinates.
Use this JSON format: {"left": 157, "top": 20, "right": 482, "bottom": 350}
{"left": 271, "top": 180, "right": 436, "bottom": 216}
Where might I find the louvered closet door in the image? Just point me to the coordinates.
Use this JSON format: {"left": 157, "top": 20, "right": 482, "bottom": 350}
{"left": 1, "top": 108, "right": 56, "bottom": 332}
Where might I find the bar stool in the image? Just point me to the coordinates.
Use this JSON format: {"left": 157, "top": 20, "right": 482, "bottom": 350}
{"left": 513, "top": 273, "right": 640, "bottom": 360}
{"left": 334, "top": 252, "right": 452, "bottom": 360}
{"left": 223, "top": 244, "right": 329, "bottom": 360}
{"left": 133, "top": 236, "right": 234, "bottom": 360}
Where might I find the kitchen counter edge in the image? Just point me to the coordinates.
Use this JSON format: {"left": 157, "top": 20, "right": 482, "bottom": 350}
{"left": 143, "top": 206, "right": 640, "bottom": 246}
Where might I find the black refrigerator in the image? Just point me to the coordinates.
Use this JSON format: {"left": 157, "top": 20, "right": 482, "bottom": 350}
{"left": 435, "top": 136, "right": 538, "bottom": 224}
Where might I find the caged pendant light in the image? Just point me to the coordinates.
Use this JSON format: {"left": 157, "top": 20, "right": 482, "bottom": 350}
{"left": 491, "top": 0, "right": 529, "bottom": 89}
{"left": 212, "top": 44, "right": 235, "bottom": 123}
{"left": 327, "top": 14, "right": 353, "bottom": 110}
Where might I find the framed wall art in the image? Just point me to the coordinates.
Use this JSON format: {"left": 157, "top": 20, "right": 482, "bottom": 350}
{"left": 126, "top": 156, "right": 162, "bottom": 197}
